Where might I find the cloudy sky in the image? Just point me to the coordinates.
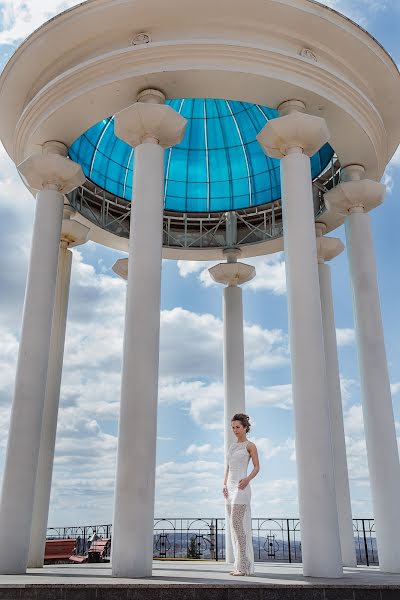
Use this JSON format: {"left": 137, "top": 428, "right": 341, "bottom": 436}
{"left": 0, "top": 0, "right": 399, "bottom": 529}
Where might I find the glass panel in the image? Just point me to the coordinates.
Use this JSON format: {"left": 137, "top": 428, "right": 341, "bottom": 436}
{"left": 68, "top": 98, "right": 335, "bottom": 213}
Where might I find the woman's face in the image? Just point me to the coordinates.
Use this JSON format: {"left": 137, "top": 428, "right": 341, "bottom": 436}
{"left": 231, "top": 420, "right": 246, "bottom": 438}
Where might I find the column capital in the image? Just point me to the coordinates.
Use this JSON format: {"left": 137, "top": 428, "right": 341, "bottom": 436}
{"left": 257, "top": 101, "right": 330, "bottom": 159}
{"left": 18, "top": 141, "right": 85, "bottom": 193}
{"left": 324, "top": 166, "right": 385, "bottom": 216}
{"left": 60, "top": 206, "right": 90, "bottom": 248}
{"left": 209, "top": 261, "right": 256, "bottom": 287}
{"left": 316, "top": 232, "right": 344, "bottom": 264}
{"left": 113, "top": 258, "right": 128, "bottom": 280}
{"left": 114, "top": 88, "right": 187, "bottom": 148}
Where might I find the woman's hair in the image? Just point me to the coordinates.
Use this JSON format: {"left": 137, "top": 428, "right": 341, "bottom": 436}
{"left": 231, "top": 413, "right": 251, "bottom": 433}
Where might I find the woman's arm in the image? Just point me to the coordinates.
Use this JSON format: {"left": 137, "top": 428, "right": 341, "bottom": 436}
{"left": 238, "top": 443, "right": 260, "bottom": 489}
{"left": 223, "top": 464, "right": 229, "bottom": 498}
{"left": 223, "top": 464, "right": 229, "bottom": 486}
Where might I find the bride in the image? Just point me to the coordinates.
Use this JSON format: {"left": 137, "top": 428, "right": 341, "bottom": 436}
{"left": 223, "top": 413, "right": 260, "bottom": 576}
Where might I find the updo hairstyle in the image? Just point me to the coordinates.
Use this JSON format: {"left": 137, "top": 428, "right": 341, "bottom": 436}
{"left": 231, "top": 413, "right": 251, "bottom": 433}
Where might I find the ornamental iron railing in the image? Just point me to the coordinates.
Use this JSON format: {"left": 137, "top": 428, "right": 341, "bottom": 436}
{"left": 47, "top": 517, "right": 379, "bottom": 565}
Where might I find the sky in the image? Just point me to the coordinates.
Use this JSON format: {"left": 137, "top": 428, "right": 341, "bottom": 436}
{"left": 0, "top": 0, "right": 399, "bottom": 529}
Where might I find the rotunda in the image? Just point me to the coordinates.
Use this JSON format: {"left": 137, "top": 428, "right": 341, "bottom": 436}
{"left": 0, "top": 0, "right": 399, "bottom": 581}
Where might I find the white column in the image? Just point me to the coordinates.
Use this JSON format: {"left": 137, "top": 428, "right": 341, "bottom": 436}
{"left": 325, "top": 165, "right": 400, "bottom": 573}
{"left": 28, "top": 209, "right": 89, "bottom": 568}
{"left": 316, "top": 225, "right": 357, "bottom": 568}
{"left": 0, "top": 143, "right": 85, "bottom": 574}
{"left": 111, "top": 89, "right": 186, "bottom": 578}
{"left": 209, "top": 249, "right": 256, "bottom": 563}
{"left": 257, "top": 100, "right": 342, "bottom": 578}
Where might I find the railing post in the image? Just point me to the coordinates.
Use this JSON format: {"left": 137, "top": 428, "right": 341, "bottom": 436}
{"left": 362, "top": 519, "right": 370, "bottom": 567}
{"left": 215, "top": 518, "right": 218, "bottom": 562}
{"left": 287, "top": 519, "right": 292, "bottom": 564}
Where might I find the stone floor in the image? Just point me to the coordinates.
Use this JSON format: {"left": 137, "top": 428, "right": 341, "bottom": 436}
{"left": 0, "top": 561, "right": 399, "bottom": 599}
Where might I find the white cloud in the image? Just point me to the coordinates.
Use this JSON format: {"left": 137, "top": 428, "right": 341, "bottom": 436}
{"left": 245, "top": 323, "right": 289, "bottom": 370}
{"left": 322, "top": 0, "right": 389, "bottom": 26}
{"left": 340, "top": 377, "right": 357, "bottom": 406}
{"left": 344, "top": 404, "right": 365, "bottom": 437}
{"left": 253, "top": 436, "right": 294, "bottom": 461}
{"left": 155, "top": 457, "right": 299, "bottom": 518}
{"left": 0, "top": 327, "right": 18, "bottom": 451}
{"left": 0, "top": 145, "right": 35, "bottom": 328}
{"left": 63, "top": 298, "right": 288, "bottom": 422}
{"left": 177, "top": 254, "right": 287, "bottom": 296}
{"left": 391, "top": 383, "right": 400, "bottom": 396}
{"left": 340, "top": 402, "right": 371, "bottom": 491}
{"left": 251, "top": 478, "right": 298, "bottom": 515}
{"left": 382, "top": 144, "right": 400, "bottom": 193}
{"left": 345, "top": 436, "right": 369, "bottom": 482}
{"left": 388, "top": 145, "right": 400, "bottom": 168}
{"left": 184, "top": 435, "right": 295, "bottom": 461}
{"left": 382, "top": 170, "right": 394, "bottom": 194}
{"left": 247, "top": 383, "right": 292, "bottom": 410}
{"left": 185, "top": 443, "right": 213, "bottom": 456}
{"left": 159, "top": 307, "right": 289, "bottom": 380}
{"left": 0, "top": 0, "right": 82, "bottom": 45}
{"left": 336, "top": 328, "right": 355, "bottom": 346}
{"left": 159, "top": 308, "right": 222, "bottom": 380}
{"left": 0, "top": 326, "right": 18, "bottom": 395}
{"left": 176, "top": 261, "right": 205, "bottom": 279}
{"left": 159, "top": 379, "right": 294, "bottom": 433}
{"left": 155, "top": 459, "right": 223, "bottom": 510}
{"left": 247, "top": 255, "right": 286, "bottom": 295}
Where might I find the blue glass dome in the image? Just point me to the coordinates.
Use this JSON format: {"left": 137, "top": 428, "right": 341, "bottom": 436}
{"left": 69, "top": 99, "right": 334, "bottom": 213}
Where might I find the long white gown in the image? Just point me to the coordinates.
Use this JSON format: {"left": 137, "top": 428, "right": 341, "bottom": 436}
{"left": 226, "top": 440, "right": 255, "bottom": 575}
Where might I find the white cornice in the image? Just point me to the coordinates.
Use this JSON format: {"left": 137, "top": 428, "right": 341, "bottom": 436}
{"left": 13, "top": 40, "right": 387, "bottom": 179}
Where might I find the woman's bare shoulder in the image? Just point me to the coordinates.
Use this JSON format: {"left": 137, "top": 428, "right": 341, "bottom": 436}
{"left": 246, "top": 440, "right": 257, "bottom": 450}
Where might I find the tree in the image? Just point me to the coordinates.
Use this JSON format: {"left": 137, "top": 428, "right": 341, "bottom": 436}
{"left": 187, "top": 535, "right": 199, "bottom": 559}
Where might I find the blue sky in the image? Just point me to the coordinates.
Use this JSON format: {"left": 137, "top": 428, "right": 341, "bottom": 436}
{"left": 0, "top": 0, "right": 399, "bottom": 528}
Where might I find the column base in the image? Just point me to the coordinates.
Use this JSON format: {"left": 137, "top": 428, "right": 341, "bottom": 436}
{"left": 111, "top": 565, "right": 153, "bottom": 578}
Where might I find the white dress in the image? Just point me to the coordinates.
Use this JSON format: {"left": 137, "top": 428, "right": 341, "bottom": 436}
{"left": 226, "top": 440, "right": 255, "bottom": 575}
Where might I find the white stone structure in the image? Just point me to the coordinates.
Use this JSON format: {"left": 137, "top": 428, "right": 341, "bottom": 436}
{"left": 0, "top": 143, "right": 85, "bottom": 573}
{"left": 111, "top": 90, "right": 186, "bottom": 578}
{"left": 28, "top": 207, "right": 89, "bottom": 568}
{"left": 0, "top": 0, "right": 399, "bottom": 581}
{"left": 325, "top": 166, "right": 400, "bottom": 573}
{"left": 316, "top": 224, "right": 357, "bottom": 568}
{"left": 258, "top": 101, "right": 343, "bottom": 577}
{"left": 209, "top": 245, "right": 256, "bottom": 564}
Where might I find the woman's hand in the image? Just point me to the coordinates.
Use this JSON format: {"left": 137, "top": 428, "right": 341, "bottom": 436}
{"left": 238, "top": 477, "right": 249, "bottom": 490}
{"left": 222, "top": 484, "right": 228, "bottom": 498}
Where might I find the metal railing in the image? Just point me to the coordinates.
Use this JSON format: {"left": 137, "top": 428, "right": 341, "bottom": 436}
{"left": 66, "top": 156, "right": 340, "bottom": 252}
{"left": 47, "top": 517, "right": 379, "bottom": 565}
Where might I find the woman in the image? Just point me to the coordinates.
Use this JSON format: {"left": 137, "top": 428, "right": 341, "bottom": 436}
{"left": 223, "top": 413, "right": 260, "bottom": 576}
